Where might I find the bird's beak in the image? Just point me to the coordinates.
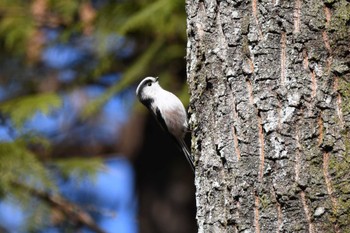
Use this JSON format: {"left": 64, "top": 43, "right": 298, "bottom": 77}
{"left": 155, "top": 77, "right": 159, "bottom": 82}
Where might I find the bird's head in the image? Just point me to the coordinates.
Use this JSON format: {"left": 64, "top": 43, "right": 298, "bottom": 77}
{"left": 136, "top": 76, "right": 160, "bottom": 104}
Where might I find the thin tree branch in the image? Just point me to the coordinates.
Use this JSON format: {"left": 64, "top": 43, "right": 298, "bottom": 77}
{"left": 11, "top": 181, "right": 107, "bottom": 233}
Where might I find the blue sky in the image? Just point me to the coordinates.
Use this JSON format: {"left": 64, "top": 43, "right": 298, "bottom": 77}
{"left": 0, "top": 21, "right": 138, "bottom": 232}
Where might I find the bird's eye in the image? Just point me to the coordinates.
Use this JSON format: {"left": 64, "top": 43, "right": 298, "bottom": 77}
{"left": 148, "top": 82, "right": 152, "bottom": 86}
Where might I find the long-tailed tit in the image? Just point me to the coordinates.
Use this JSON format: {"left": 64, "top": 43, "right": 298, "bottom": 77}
{"left": 136, "top": 77, "right": 194, "bottom": 172}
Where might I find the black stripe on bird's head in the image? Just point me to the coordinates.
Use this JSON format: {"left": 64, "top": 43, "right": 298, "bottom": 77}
{"left": 136, "top": 76, "right": 159, "bottom": 107}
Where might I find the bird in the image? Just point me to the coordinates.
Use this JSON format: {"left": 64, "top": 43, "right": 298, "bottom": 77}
{"left": 136, "top": 76, "right": 194, "bottom": 172}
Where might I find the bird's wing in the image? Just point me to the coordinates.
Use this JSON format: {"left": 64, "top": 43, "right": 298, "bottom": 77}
{"left": 154, "top": 106, "right": 195, "bottom": 172}
{"left": 155, "top": 107, "right": 169, "bottom": 132}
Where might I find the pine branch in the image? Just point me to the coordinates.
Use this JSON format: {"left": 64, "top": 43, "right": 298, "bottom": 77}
{"left": 0, "top": 93, "right": 61, "bottom": 128}
{"left": 11, "top": 181, "right": 107, "bottom": 233}
{"left": 82, "top": 38, "right": 164, "bottom": 117}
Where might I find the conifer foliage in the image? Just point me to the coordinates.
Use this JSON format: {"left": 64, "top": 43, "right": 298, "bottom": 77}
{"left": 0, "top": 0, "right": 186, "bottom": 231}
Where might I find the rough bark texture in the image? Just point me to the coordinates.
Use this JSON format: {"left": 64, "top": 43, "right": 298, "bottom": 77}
{"left": 186, "top": 0, "right": 350, "bottom": 232}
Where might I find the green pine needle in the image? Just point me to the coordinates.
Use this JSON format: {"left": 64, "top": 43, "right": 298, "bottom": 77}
{"left": 0, "top": 93, "right": 62, "bottom": 128}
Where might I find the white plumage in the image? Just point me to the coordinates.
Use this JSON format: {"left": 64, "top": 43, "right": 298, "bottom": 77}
{"left": 136, "top": 77, "right": 194, "bottom": 172}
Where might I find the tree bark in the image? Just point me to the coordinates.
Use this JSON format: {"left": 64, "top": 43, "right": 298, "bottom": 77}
{"left": 186, "top": 0, "right": 350, "bottom": 232}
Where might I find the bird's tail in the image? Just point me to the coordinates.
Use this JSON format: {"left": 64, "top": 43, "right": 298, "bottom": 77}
{"left": 177, "top": 138, "right": 195, "bottom": 172}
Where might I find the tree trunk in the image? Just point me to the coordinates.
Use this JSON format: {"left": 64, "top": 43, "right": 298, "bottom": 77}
{"left": 186, "top": 0, "right": 350, "bottom": 232}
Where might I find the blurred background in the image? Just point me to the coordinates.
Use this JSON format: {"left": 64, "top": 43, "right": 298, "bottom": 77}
{"left": 0, "top": 0, "right": 196, "bottom": 233}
